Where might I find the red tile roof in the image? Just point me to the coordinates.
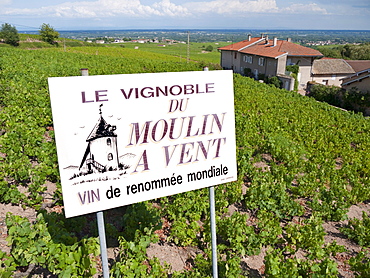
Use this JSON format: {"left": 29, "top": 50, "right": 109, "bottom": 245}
{"left": 218, "top": 37, "right": 263, "bottom": 51}
{"left": 218, "top": 37, "right": 323, "bottom": 58}
{"left": 345, "top": 60, "right": 370, "bottom": 72}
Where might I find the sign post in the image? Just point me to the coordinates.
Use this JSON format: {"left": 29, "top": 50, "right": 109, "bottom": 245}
{"left": 97, "top": 211, "right": 109, "bottom": 277}
{"left": 203, "top": 66, "right": 218, "bottom": 278}
{"left": 48, "top": 69, "right": 237, "bottom": 276}
{"left": 81, "top": 68, "right": 110, "bottom": 278}
{"left": 209, "top": 186, "right": 218, "bottom": 277}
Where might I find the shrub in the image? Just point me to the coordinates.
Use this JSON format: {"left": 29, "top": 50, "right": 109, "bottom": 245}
{"left": 266, "top": 76, "right": 282, "bottom": 88}
{"left": 0, "top": 23, "right": 19, "bottom": 46}
{"left": 205, "top": 45, "right": 213, "bottom": 52}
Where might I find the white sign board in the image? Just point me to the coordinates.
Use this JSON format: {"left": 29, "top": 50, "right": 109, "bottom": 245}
{"left": 48, "top": 70, "right": 237, "bottom": 218}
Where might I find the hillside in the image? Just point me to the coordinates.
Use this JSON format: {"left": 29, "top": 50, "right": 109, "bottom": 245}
{"left": 0, "top": 33, "right": 100, "bottom": 49}
{"left": 0, "top": 47, "right": 369, "bottom": 277}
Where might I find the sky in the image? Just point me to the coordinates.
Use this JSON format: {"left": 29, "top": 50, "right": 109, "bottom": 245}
{"left": 0, "top": 0, "right": 369, "bottom": 31}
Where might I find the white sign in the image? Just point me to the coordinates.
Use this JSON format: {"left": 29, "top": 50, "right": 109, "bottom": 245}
{"left": 48, "top": 70, "right": 237, "bottom": 218}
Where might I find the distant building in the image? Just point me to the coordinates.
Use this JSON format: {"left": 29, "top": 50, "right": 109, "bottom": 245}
{"left": 311, "top": 58, "right": 355, "bottom": 86}
{"left": 310, "top": 59, "right": 370, "bottom": 92}
{"left": 218, "top": 35, "right": 323, "bottom": 91}
{"left": 114, "top": 39, "right": 124, "bottom": 43}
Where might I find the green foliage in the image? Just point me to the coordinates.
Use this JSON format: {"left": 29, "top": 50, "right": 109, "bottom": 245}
{"left": 286, "top": 64, "right": 299, "bottom": 91}
{"left": 217, "top": 212, "right": 260, "bottom": 256}
{"left": 39, "top": 23, "right": 59, "bottom": 45}
{"left": 286, "top": 64, "right": 299, "bottom": 75}
{"left": 122, "top": 201, "right": 161, "bottom": 242}
{"left": 265, "top": 248, "right": 340, "bottom": 278}
{"left": 266, "top": 76, "right": 282, "bottom": 88}
{"left": 341, "top": 211, "right": 370, "bottom": 247}
{"left": 111, "top": 228, "right": 168, "bottom": 277}
{"left": 349, "top": 250, "right": 370, "bottom": 277}
{"left": 243, "top": 172, "right": 304, "bottom": 220}
{"left": 160, "top": 189, "right": 209, "bottom": 246}
{"left": 308, "top": 83, "right": 370, "bottom": 115}
{"left": 205, "top": 45, "right": 213, "bottom": 52}
{"left": 6, "top": 212, "right": 100, "bottom": 276}
{"left": 309, "top": 182, "right": 350, "bottom": 222}
{"left": 243, "top": 68, "right": 254, "bottom": 78}
{"left": 342, "top": 87, "right": 370, "bottom": 114}
{"left": 0, "top": 250, "right": 17, "bottom": 277}
{"left": 0, "top": 23, "right": 19, "bottom": 46}
{"left": 308, "top": 84, "right": 342, "bottom": 107}
{"left": 265, "top": 217, "right": 346, "bottom": 278}
{"left": 317, "top": 43, "right": 370, "bottom": 60}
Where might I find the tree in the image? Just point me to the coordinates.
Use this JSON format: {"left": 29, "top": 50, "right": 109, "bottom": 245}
{"left": 39, "top": 23, "right": 59, "bottom": 45}
{"left": 0, "top": 23, "right": 20, "bottom": 46}
{"left": 205, "top": 45, "right": 213, "bottom": 52}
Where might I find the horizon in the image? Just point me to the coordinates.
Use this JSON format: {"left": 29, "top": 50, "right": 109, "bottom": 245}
{"left": 19, "top": 28, "right": 370, "bottom": 32}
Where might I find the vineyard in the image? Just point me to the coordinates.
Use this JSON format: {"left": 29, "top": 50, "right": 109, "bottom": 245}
{"left": 0, "top": 45, "right": 370, "bottom": 277}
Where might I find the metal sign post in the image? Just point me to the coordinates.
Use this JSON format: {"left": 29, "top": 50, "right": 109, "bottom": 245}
{"left": 209, "top": 186, "right": 218, "bottom": 278}
{"left": 81, "top": 68, "right": 109, "bottom": 278}
{"left": 97, "top": 211, "right": 110, "bottom": 278}
{"left": 203, "top": 66, "right": 218, "bottom": 277}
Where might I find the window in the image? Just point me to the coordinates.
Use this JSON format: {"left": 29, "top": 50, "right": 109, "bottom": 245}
{"left": 234, "top": 52, "right": 237, "bottom": 59}
{"left": 107, "top": 138, "right": 111, "bottom": 146}
{"left": 258, "top": 57, "right": 265, "bottom": 66}
{"left": 108, "top": 153, "right": 113, "bottom": 161}
{"left": 244, "top": 55, "right": 253, "bottom": 64}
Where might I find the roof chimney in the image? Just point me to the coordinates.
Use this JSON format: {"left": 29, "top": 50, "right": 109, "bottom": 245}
{"left": 261, "top": 33, "right": 264, "bottom": 38}
{"left": 265, "top": 35, "right": 269, "bottom": 44}
{"left": 287, "top": 38, "right": 292, "bottom": 42}
{"left": 248, "top": 34, "right": 251, "bottom": 41}
{"left": 273, "top": 37, "right": 277, "bottom": 46}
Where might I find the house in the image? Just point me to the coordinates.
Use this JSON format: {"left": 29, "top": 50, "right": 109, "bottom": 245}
{"left": 79, "top": 105, "right": 119, "bottom": 173}
{"left": 310, "top": 59, "right": 370, "bottom": 92}
{"left": 311, "top": 58, "right": 355, "bottom": 86}
{"left": 341, "top": 67, "right": 370, "bottom": 92}
{"left": 218, "top": 35, "right": 323, "bottom": 91}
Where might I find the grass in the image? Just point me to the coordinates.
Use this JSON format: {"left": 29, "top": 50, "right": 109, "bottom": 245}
{"left": 110, "top": 41, "right": 230, "bottom": 64}
{"left": 6, "top": 33, "right": 228, "bottom": 64}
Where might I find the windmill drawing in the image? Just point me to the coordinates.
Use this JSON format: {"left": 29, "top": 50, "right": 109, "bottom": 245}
{"left": 79, "top": 104, "right": 119, "bottom": 173}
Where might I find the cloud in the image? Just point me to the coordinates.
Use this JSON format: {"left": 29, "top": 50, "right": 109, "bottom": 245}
{"left": 182, "top": 0, "right": 328, "bottom": 15}
{"left": 3, "top": 0, "right": 189, "bottom": 18}
{"left": 184, "top": 0, "right": 278, "bottom": 14}
{"left": 1, "top": 0, "right": 332, "bottom": 21}
{"left": 281, "top": 3, "right": 327, "bottom": 14}
{"left": 0, "top": 0, "right": 11, "bottom": 5}
{"left": 152, "top": 0, "right": 190, "bottom": 16}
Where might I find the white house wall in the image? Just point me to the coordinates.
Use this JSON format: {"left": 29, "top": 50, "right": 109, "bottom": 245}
{"left": 288, "top": 57, "right": 314, "bottom": 91}
{"left": 276, "top": 56, "right": 287, "bottom": 76}
{"left": 312, "top": 74, "right": 349, "bottom": 87}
